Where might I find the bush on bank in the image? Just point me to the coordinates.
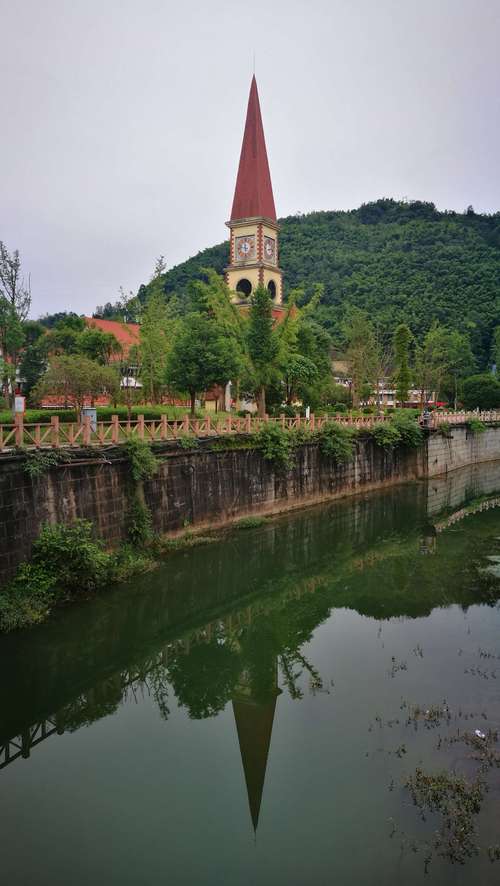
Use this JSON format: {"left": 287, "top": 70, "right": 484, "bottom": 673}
{"left": 0, "top": 520, "right": 154, "bottom": 633}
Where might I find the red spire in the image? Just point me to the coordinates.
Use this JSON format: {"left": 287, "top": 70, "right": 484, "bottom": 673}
{"left": 230, "top": 76, "right": 277, "bottom": 222}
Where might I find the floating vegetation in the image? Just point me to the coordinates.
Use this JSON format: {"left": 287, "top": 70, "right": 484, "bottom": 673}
{"left": 388, "top": 656, "right": 408, "bottom": 678}
{"left": 405, "top": 767, "right": 483, "bottom": 865}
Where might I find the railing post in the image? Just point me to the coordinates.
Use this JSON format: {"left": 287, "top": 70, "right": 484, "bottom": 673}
{"left": 50, "top": 415, "right": 59, "bottom": 448}
{"left": 111, "top": 414, "right": 119, "bottom": 444}
{"left": 227, "top": 415, "right": 232, "bottom": 433}
{"left": 310, "top": 413, "right": 315, "bottom": 431}
{"left": 245, "top": 413, "right": 251, "bottom": 433}
{"left": 138, "top": 415, "right": 145, "bottom": 439}
{"left": 82, "top": 415, "right": 91, "bottom": 446}
{"left": 280, "top": 413, "right": 285, "bottom": 429}
{"left": 161, "top": 414, "right": 168, "bottom": 440}
{"left": 183, "top": 414, "right": 189, "bottom": 434}
{"left": 193, "top": 419, "right": 200, "bottom": 436}
{"left": 14, "top": 414, "right": 24, "bottom": 448}
{"left": 205, "top": 415, "right": 211, "bottom": 436}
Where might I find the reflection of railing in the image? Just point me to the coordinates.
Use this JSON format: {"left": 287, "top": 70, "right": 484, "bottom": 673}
{"left": 433, "top": 496, "right": 500, "bottom": 533}
{"left": 0, "top": 412, "right": 390, "bottom": 451}
{"left": 0, "top": 719, "right": 63, "bottom": 770}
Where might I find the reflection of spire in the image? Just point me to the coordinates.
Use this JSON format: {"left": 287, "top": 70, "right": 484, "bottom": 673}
{"left": 232, "top": 664, "right": 279, "bottom": 832}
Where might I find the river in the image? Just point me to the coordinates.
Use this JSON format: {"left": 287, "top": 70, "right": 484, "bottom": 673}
{"left": 1, "top": 462, "right": 500, "bottom": 885}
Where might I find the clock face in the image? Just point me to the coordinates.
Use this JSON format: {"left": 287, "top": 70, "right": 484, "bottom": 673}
{"left": 235, "top": 235, "right": 255, "bottom": 261}
{"left": 264, "top": 236, "right": 276, "bottom": 263}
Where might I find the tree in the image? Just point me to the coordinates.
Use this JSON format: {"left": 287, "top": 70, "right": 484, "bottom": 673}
{"left": 342, "top": 308, "right": 378, "bottom": 407}
{"left": 33, "top": 356, "right": 119, "bottom": 412}
{"left": 165, "top": 312, "right": 241, "bottom": 415}
{"left": 492, "top": 326, "right": 500, "bottom": 371}
{"left": 0, "top": 242, "right": 31, "bottom": 321}
{"left": 19, "top": 325, "right": 48, "bottom": 397}
{"left": 139, "top": 293, "right": 173, "bottom": 403}
{"left": 462, "top": 374, "right": 500, "bottom": 410}
{"left": 393, "top": 324, "right": 413, "bottom": 404}
{"left": 78, "top": 327, "right": 122, "bottom": 364}
{"left": 246, "top": 287, "right": 279, "bottom": 417}
{"left": 415, "top": 323, "right": 475, "bottom": 406}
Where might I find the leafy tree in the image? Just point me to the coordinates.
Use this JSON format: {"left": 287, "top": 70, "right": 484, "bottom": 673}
{"left": 462, "top": 374, "right": 500, "bottom": 409}
{"left": 393, "top": 323, "right": 413, "bottom": 404}
{"left": 78, "top": 327, "right": 122, "bottom": 364}
{"left": 33, "top": 356, "right": 119, "bottom": 412}
{"left": 139, "top": 293, "right": 172, "bottom": 404}
{"left": 342, "top": 308, "right": 378, "bottom": 407}
{"left": 492, "top": 326, "right": 500, "bottom": 370}
{"left": 246, "top": 287, "right": 279, "bottom": 417}
{"left": 165, "top": 312, "right": 241, "bottom": 415}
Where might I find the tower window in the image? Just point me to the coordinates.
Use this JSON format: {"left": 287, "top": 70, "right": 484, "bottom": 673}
{"left": 267, "top": 280, "right": 277, "bottom": 299}
{"left": 236, "top": 278, "right": 252, "bottom": 297}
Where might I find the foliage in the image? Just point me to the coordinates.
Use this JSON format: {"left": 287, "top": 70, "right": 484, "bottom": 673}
{"left": 246, "top": 287, "right": 279, "bottom": 417}
{"left": 165, "top": 310, "right": 241, "bottom": 415}
{"left": 342, "top": 308, "right": 378, "bottom": 407}
{"left": 393, "top": 323, "right": 412, "bottom": 403}
{"left": 177, "top": 433, "right": 198, "bottom": 450}
{"left": 32, "top": 355, "right": 119, "bottom": 412}
{"left": 22, "top": 448, "right": 68, "bottom": 479}
{"left": 139, "top": 290, "right": 174, "bottom": 404}
{"left": 0, "top": 563, "right": 55, "bottom": 632}
{"left": 31, "top": 520, "right": 111, "bottom": 593}
{"left": 462, "top": 374, "right": 500, "bottom": 409}
{"left": 0, "top": 241, "right": 31, "bottom": 321}
{"left": 126, "top": 497, "right": 154, "bottom": 545}
{"left": 148, "top": 200, "right": 500, "bottom": 369}
{"left": 316, "top": 422, "right": 356, "bottom": 462}
{"left": 390, "top": 413, "right": 424, "bottom": 447}
{"left": 369, "top": 422, "right": 403, "bottom": 449}
{"left": 253, "top": 423, "right": 294, "bottom": 468}
{"left": 234, "top": 516, "right": 267, "bottom": 530}
{"left": 122, "top": 437, "right": 158, "bottom": 482}
{"left": 467, "top": 418, "right": 486, "bottom": 434}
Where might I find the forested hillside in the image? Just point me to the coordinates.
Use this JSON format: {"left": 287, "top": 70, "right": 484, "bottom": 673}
{"left": 141, "top": 199, "right": 500, "bottom": 367}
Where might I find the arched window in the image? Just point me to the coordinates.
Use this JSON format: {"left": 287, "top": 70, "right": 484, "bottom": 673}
{"left": 236, "top": 278, "right": 252, "bottom": 297}
{"left": 267, "top": 280, "right": 277, "bottom": 299}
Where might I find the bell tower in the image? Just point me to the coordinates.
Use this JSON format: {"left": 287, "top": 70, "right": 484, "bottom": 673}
{"left": 225, "top": 76, "right": 283, "bottom": 305}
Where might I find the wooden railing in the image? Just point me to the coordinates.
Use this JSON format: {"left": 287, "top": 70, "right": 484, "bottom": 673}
{"left": 0, "top": 410, "right": 498, "bottom": 452}
{"left": 0, "top": 412, "right": 388, "bottom": 452}
{"left": 429, "top": 410, "right": 500, "bottom": 427}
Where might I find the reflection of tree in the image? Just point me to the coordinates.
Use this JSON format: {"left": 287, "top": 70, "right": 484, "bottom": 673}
{"left": 279, "top": 649, "right": 323, "bottom": 700}
{"left": 57, "top": 677, "right": 124, "bottom": 731}
{"left": 167, "top": 639, "right": 241, "bottom": 719}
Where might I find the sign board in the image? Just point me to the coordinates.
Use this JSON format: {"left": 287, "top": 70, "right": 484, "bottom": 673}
{"left": 81, "top": 407, "right": 97, "bottom": 432}
{"left": 14, "top": 396, "right": 25, "bottom": 415}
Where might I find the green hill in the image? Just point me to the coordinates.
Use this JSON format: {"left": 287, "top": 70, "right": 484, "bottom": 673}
{"left": 142, "top": 199, "right": 500, "bottom": 366}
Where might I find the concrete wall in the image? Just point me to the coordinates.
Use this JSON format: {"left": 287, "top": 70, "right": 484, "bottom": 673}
{"left": 427, "top": 425, "right": 500, "bottom": 477}
{"left": 0, "top": 438, "right": 424, "bottom": 586}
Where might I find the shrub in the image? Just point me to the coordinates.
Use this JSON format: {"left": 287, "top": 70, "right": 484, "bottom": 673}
{"left": 31, "top": 520, "right": 111, "bottom": 593}
{"left": 0, "top": 563, "right": 55, "bottom": 632}
{"left": 177, "top": 433, "right": 199, "bottom": 450}
{"left": 316, "top": 422, "right": 356, "bottom": 463}
{"left": 467, "top": 418, "right": 486, "bottom": 434}
{"left": 122, "top": 437, "right": 159, "bottom": 482}
{"left": 390, "top": 414, "right": 423, "bottom": 448}
{"left": 22, "top": 448, "right": 68, "bottom": 479}
{"left": 234, "top": 516, "right": 266, "bottom": 530}
{"left": 333, "top": 403, "right": 347, "bottom": 413}
{"left": 126, "top": 497, "right": 154, "bottom": 545}
{"left": 370, "top": 422, "right": 402, "bottom": 449}
{"left": 253, "top": 423, "right": 294, "bottom": 468}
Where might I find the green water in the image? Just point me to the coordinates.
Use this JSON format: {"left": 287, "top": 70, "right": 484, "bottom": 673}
{"left": 1, "top": 464, "right": 500, "bottom": 885}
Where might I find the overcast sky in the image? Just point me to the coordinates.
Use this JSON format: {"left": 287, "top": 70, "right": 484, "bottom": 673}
{"left": 2, "top": 0, "right": 500, "bottom": 318}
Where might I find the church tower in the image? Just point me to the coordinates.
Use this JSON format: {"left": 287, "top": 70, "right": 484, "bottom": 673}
{"left": 226, "top": 76, "right": 283, "bottom": 306}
